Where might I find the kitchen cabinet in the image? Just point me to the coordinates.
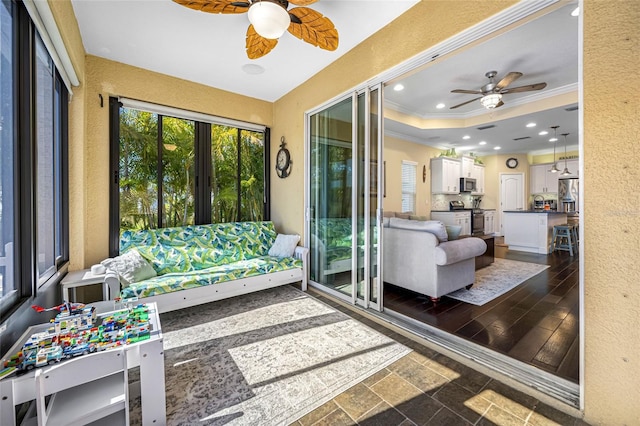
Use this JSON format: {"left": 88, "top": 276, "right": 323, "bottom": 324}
{"left": 483, "top": 210, "right": 495, "bottom": 235}
{"left": 431, "top": 157, "right": 461, "bottom": 194}
{"left": 559, "top": 159, "right": 579, "bottom": 177}
{"left": 431, "top": 211, "right": 471, "bottom": 236}
{"left": 530, "top": 163, "right": 560, "bottom": 194}
{"left": 471, "top": 164, "right": 485, "bottom": 194}
{"left": 503, "top": 211, "right": 567, "bottom": 254}
{"left": 461, "top": 156, "right": 474, "bottom": 178}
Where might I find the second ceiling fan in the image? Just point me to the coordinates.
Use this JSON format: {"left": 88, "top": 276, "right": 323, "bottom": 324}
{"left": 173, "top": 0, "right": 339, "bottom": 59}
{"left": 450, "top": 70, "right": 547, "bottom": 110}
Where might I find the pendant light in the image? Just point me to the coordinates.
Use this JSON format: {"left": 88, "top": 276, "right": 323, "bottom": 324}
{"left": 549, "top": 126, "right": 559, "bottom": 173}
{"left": 560, "top": 133, "right": 572, "bottom": 176}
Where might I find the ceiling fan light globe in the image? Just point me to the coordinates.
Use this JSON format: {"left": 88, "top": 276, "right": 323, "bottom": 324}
{"left": 480, "top": 93, "right": 502, "bottom": 109}
{"left": 248, "top": 1, "right": 290, "bottom": 39}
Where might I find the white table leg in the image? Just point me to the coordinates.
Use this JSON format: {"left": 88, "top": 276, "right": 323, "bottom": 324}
{"left": 139, "top": 338, "right": 166, "bottom": 425}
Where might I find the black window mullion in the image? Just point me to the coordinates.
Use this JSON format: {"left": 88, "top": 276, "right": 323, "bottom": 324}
{"left": 108, "top": 97, "right": 122, "bottom": 256}
{"left": 195, "top": 121, "right": 211, "bottom": 224}
{"left": 236, "top": 128, "right": 242, "bottom": 222}
{"left": 264, "top": 128, "right": 270, "bottom": 221}
{"left": 157, "top": 116, "right": 163, "bottom": 228}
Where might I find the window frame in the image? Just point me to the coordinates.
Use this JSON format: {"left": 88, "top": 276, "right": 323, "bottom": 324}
{"left": 401, "top": 160, "right": 417, "bottom": 214}
{"left": 108, "top": 98, "right": 270, "bottom": 256}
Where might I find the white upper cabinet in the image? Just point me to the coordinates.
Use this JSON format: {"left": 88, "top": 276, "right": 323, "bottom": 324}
{"left": 471, "top": 164, "right": 485, "bottom": 194}
{"left": 431, "top": 157, "right": 461, "bottom": 194}
{"left": 461, "top": 156, "right": 474, "bottom": 178}
{"left": 530, "top": 163, "right": 561, "bottom": 194}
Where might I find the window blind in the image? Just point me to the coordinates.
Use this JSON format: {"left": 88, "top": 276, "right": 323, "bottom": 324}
{"left": 401, "top": 160, "right": 417, "bottom": 213}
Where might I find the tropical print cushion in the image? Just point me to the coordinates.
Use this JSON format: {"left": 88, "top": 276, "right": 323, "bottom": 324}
{"left": 119, "top": 221, "right": 278, "bottom": 275}
{"left": 120, "top": 256, "right": 302, "bottom": 299}
{"left": 311, "top": 218, "right": 378, "bottom": 264}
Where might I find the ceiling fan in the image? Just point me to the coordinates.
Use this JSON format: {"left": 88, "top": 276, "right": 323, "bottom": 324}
{"left": 173, "top": 0, "right": 339, "bottom": 59}
{"left": 449, "top": 71, "right": 547, "bottom": 110}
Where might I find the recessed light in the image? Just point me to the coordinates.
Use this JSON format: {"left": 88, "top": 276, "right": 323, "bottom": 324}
{"left": 436, "top": 103, "right": 445, "bottom": 109}
{"left": 571, "top": 6, "right": 579, "bottom": 17}
{"left": 242, "top": 64, "right": 265, "bottom": 75}
{"left": 479, "top": 141, "right": 487, "bottom": 145}
{"left": 526, "top": 122, "right": 536, "bottom": 128}
{"left": 393, "top": 84, "right": 404, "bottom": 91}
{"left": 493, "top": 146, "right": 501, "bottom": 150}
{"left": 462, "top": 135, "right": 470, "bottom": 140}
{"left": 539, "top": 130, "right": 549, "bottom": 136}
{"left": 549, "top": 137, "right": 558, "bottom": 142}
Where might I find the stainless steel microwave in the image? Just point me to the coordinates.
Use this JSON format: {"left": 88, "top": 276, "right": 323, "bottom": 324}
{"left": 460, "top": 177, "right": 477, "bottom": 192}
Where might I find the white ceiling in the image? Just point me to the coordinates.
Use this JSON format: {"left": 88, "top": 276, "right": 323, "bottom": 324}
{"left": 71, "top": 0, "right": 580, "bottom": 157}
{"left": 384, "top": 2, "right": 580, "bottom": 156}
{"left": 71, "top": 0, "right": 419, "bottom": 102}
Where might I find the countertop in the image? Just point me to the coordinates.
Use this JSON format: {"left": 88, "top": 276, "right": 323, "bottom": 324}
{"left": 504, "top": 210, "right": 568, "bottom": 214}
{"left": 431, "top": 209, "right": 496, "bottom": 212}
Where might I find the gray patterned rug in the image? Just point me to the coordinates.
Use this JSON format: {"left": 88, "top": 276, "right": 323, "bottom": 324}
{"left": 156, "top": 285, "right": 410, "bottom": 425}
{"left": 445, "top": 258, "right": 550, "bottom": 306}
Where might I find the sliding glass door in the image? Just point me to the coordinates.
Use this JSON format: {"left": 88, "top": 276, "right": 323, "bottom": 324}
{"left": 307, "top": 86, "right": 383, "bottom": 310}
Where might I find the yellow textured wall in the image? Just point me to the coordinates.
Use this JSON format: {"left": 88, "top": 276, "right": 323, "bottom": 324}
{"left": 383, "top": 137, "right": 440, "bottom": 217}
{"left": 79, "top": 56, "right": 273, "bottom": 266}
{"left": 582, "top": 0, "right": 640, "bottom": 424}
{"left": 271, "top": 0, "right": 517, "bottom": 236}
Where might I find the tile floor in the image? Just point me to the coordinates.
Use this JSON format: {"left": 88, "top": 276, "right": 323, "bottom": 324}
{"left": 292, "top": 294, "right": 589, "bottom": 426}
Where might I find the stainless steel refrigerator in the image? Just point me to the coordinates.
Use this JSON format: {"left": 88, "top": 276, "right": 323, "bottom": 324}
{"left": 558, "top": 177, "right": 579, "bottom": 212}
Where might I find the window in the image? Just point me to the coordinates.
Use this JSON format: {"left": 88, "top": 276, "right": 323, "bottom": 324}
{"left": 0, "top": 1, "right": 69, "bottom": 317}
{"left": 401, "top": 160, "right": 417, "bottom": 214}
{"left": 110, "top": 99, "right": 269, "bottom": 255}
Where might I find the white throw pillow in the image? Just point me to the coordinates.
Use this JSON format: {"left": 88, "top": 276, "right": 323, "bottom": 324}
{"left": 101, "top": 249, "right": 157, "bottom": 286}
{"left": 268, "top": 234, "right": 300, "bottom": 258}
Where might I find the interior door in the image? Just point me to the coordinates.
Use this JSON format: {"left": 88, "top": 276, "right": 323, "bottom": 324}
{"left": 499, "top": 173, "right": 525, "bottom": 235}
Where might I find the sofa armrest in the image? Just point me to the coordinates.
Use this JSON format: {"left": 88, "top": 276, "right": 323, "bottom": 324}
{"left": 434, "top": 238, "right": 487, "bottom": 266}
{"left": 294, "top": 246, "right": 309, "bottom": 291}
{"left": 104, "top": 270, "right": 121, "bottom": 300}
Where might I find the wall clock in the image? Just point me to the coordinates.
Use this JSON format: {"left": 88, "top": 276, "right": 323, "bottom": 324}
{"left": 276, "top": 136, "right": 292, "bottom": 178}
{"left": 506, "top": 157, "right": 518, "bottom": 169}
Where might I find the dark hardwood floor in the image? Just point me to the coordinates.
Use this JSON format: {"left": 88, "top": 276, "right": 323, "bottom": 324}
{"left": 383, "top": 245, "right": 580, "bottom": 383}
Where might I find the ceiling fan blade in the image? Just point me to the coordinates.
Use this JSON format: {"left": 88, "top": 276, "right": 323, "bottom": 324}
{"left": 288, "top": 7, "right": 339, "bottom": 51}
{"left": 502, "top": 82, "right": 547, "bottom": 93}
{"left": 450, "top": 97, "right": 482, "bottom": 109}
{"left": 495, "top": 72, "right": 522, "bottom": 90}
{"left": 288, "top": 0, "right": 318, "bottom": 5}
{"left": 246, "top": 25, "right": 278, "bottom": 59}
{"left": 451, "top": 89, "right": 483, "bottom": 95}
{"left": 172, "top": 0, "right": 249, "bottom": 14}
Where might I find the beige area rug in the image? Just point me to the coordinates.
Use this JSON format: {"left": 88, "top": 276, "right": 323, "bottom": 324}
{"left": 150, "top": 285, "right": 410, "bottom": 425}
{"left": 446, "top": 258, "right": 550, "bottom": 306}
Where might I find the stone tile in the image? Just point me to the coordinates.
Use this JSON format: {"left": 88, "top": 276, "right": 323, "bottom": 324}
{"left": 425, "top": 354, "right": 492, "bottom": 394}
{"left": 297, "top": 400, "right": 340, "bottom": 426}
{"left": 477, "top": 405, "right": 527, "bottom": 426}
{"left": 432, "top": 383, "right": 491, "bottom": 424}
{"left": 387, "top": 355, "right": 450, "bottom": 395}
{"left": 312, "top": 407, "right": 356, "bottom": 426}
{"left": 399, "top": 419, "right": 418, "bottom": 426}
{"left": 527, "top": 402, "right": 580, "bottom": 426}
{"left": 477, "top": 380, "right": 537, "bottom": 420}
{"left": 358, "top": 401, "right": 408, "bottom": 426}
{"left": 394, "top": 392, "right": 443, "bottom": 425}
{"left": 361, "top": 367, "right": 392, "bottom": 388}
{"left": 334, "top": 383, "right": 383, "bottom": 420}
{"left": 572, "top": 418, "right": 591, "bottom": 426}
{"left": 369, "top": 372, "right": 423, "bottom": 407}
{"left": 426, "top": 407, "right": 473, "bottom": 425}
{"left": 402, "top": 340, "right": 440, "bottom": 359}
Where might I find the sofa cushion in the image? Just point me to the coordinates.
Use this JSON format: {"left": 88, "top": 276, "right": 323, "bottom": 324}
{"left": 120, "top": 221, "right": 278, "bottom": 274}
{"left": 389, "top": 217, "right": 448, "bottom": 242}
{"left": 120, "top": 256, "right": 302, "bottom": 299}
{"left": 101, "top": 249, "right": 157, "bottom": 286}
{"left": 269, "top": 234, "right": 300, "bottom": 258}
{"left": 434, "top": 238, "right": 487, "bottom": 266}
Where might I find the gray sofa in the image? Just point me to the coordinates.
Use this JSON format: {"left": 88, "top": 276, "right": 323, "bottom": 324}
{"left": 383, "top": 217, "right": 487, "bottom": 303}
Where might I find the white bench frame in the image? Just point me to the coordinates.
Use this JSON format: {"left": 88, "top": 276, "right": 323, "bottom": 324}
{"left": 106, "top": 246, "right": 309, "bottom": 313}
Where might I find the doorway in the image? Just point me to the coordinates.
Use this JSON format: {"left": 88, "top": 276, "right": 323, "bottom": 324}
{"left": 499, "top": 173, "right": 525, "bottom": 235}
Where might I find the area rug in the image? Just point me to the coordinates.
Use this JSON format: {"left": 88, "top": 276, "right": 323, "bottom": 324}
{"left": 155, "top": 286, "right": 410, "bottom": 425}
{"left": 445, "top": 258, "right": 550, "bottom": 306}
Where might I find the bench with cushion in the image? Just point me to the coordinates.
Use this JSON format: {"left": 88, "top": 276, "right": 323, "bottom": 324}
{"left": 103, "top": 221, "right": 308, "bottom": 313}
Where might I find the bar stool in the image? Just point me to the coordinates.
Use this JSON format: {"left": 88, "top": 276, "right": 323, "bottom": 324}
{"left": 550, "top": 224, "right": 577, "bottom": 256}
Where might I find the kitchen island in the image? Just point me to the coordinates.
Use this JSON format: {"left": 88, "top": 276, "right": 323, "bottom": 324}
{"left": 503, "top": 210, "right": 568, "bottom": 254}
